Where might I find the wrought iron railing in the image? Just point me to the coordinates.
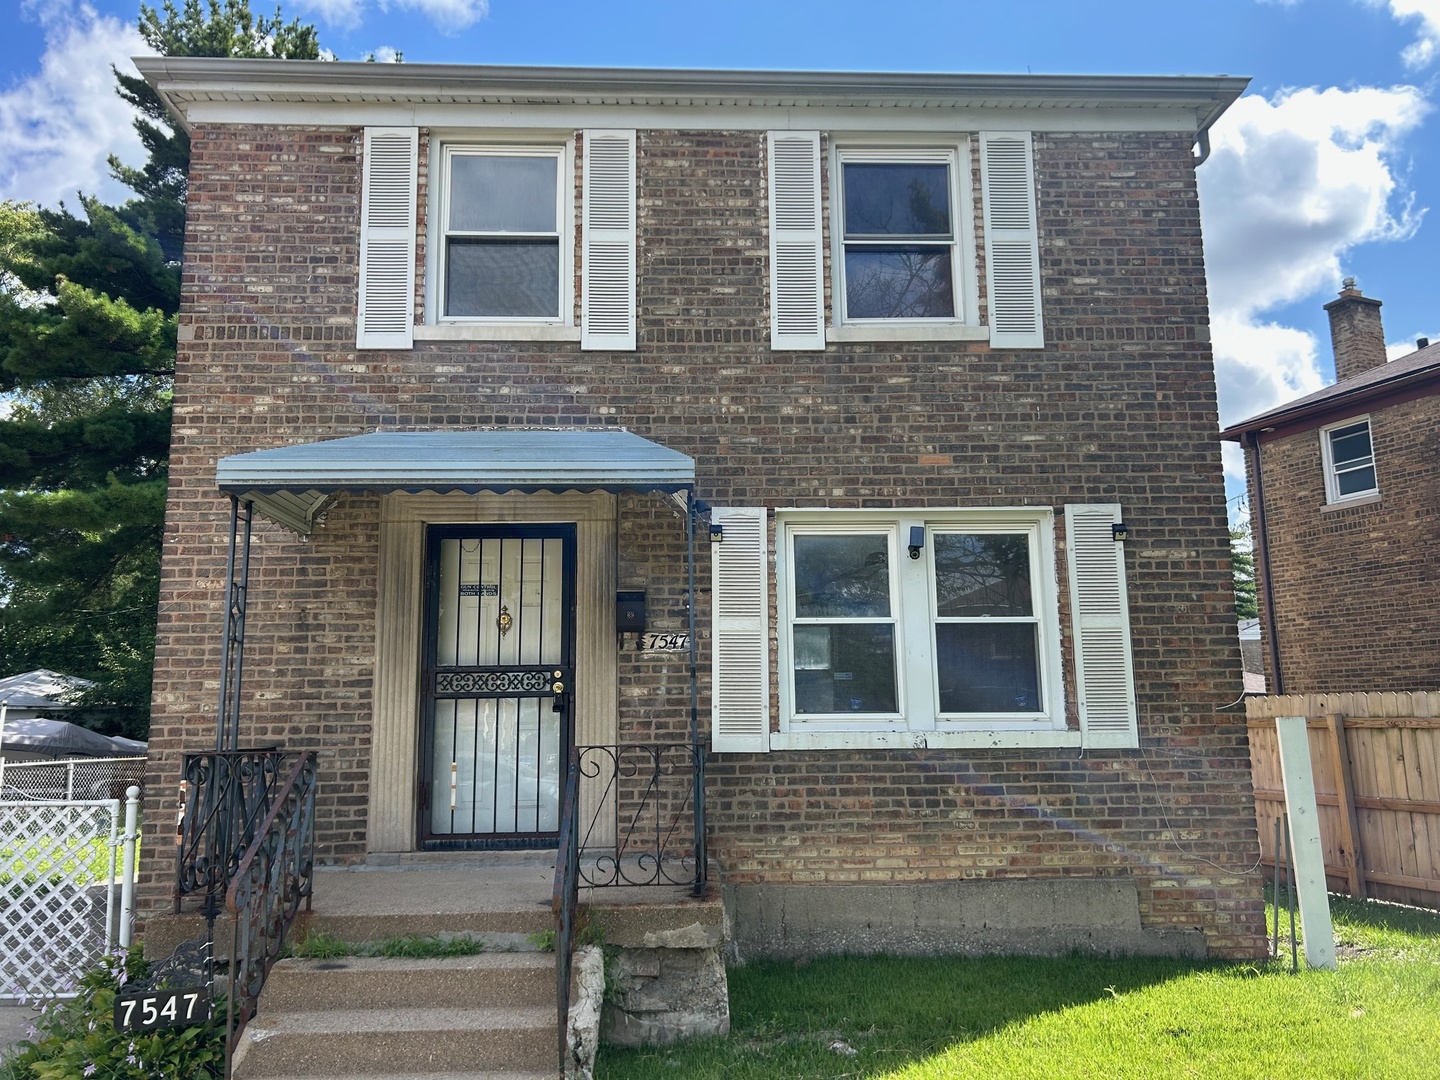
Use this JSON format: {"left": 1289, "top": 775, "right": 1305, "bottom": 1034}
{"left": 174, "top": 748, "right": 287, "bottom": 914}
{"left": 552, "top": 740, "right": 705, "bottom": 1074}
{"left": 224, "top": 750, "right": 317, "bottom": 1067}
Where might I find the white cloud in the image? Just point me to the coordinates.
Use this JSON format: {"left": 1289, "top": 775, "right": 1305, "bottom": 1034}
{"left": 1199, "top": 85, "right": 1430, "bottom": 434}
{"left": 0, "top": 3, "right": 151, "bottom": 208}
{"left": 307, "top": 0, "right": 488, "bottom": 34}
{"left": 302, "top": 0, "right": 366, "bottom": 32}
{"left": 1370, "top": 0, "right": 1440, "bottom": 67}
{"left": 389, "top": 0, "right": 490, "bottom": 34}
{"left": 1387, "top": 330, "right": 1440, "bottom": 358}
{"left": 369, "top": 46, "right": 402, "bottom": 63}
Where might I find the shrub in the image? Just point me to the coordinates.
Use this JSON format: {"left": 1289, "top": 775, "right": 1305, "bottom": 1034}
{"left": 1, "top": 949, "right": 226, "bottom": 1080}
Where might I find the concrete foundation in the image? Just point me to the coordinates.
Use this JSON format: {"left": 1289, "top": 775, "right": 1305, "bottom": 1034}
{"left": 725, "top": 878, "right": 1207, "bottom": 960}
{"left": 590, "top": 894, "right": 730, "bottom": 1047}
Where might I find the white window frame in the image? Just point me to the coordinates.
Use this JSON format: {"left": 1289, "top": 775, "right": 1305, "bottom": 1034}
{"left": 773, "top": 508, "right": 1069, "bottom": 750}
{"left": 421, "top": 138, "right": 577, "bottom": 339}
{"left": 1320, "top": 414, "right": 1379, "bottom": 505}
{"left": 827, "top": 141, "right": 983, "bottom": 343}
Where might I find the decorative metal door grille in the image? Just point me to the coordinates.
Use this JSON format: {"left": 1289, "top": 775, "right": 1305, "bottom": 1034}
{"left": 422, "top": 525, "right": 576, "bottom": 846}
{"left": 1, "top": 799, "right": 133, "bottom": 999}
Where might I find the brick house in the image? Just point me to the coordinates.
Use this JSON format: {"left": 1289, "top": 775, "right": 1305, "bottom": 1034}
{"left": 1221, "top": 284, "right": 1440, "bottom": 694}
{"left": 135, "top": 58, "right": 1265, "bottom": 960}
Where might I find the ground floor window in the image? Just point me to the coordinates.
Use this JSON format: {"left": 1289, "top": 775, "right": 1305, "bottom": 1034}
{"left": 777, "top": 508, "right": 1065, "bottom": 735}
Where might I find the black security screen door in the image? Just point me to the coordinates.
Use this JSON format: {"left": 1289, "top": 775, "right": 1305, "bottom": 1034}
{"left": 421, "top": 524, "right": 576, "bottom": 848}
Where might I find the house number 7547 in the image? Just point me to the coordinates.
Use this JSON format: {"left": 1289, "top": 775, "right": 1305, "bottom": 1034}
{"left": 114, "top": 987, "right": 211, "bottom": 1033}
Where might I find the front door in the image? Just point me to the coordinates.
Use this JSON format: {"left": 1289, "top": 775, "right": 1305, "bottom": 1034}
{"left": 421, "top": 524, "right": 576, "bottom": 848}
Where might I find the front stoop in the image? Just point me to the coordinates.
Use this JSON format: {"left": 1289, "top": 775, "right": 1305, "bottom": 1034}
{"left": 231, "top": 954, "right": 557, "bottom": 1079}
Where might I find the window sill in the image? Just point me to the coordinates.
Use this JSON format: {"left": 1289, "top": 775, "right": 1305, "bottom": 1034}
{"left": 1322, "top": 492, "right": 1381, "bottom": 512}
{"left": 826, "top": 324, "right": 989, "bottom": 344}
{"left": 769, "top": 729, "right": 1081, "bottom": 751}
{"left": 415, "top": 323, "right": 582, "bottom": 342}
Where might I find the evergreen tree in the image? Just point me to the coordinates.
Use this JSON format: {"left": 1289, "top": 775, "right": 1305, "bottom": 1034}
{"left": 0, "top": 2, "right": 320, "bottom": 738}
{"left": 1231, "top": 524, "right": 1258, "bottom": 621}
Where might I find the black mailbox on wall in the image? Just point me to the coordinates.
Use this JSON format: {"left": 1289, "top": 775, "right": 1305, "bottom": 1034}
{"left": 616, "top": 591, "right": 647, "bottom": 635}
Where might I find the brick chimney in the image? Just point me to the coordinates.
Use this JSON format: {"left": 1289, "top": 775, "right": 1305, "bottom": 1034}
{"left": 1324, "top": 278, "right": 1387, "bottom": 382}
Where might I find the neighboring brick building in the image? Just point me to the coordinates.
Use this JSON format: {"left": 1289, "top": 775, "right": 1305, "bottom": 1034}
{"left": 137, "top": 59, "right": 1265, "bottom": 958}
{"left": 1222, "top": 284, "right": 1440, "bottom": 694}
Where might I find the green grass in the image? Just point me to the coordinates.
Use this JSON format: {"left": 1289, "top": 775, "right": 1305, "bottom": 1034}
{"left": 287, "top": 930, "right": 487, "bottom": 960}
{"left": 0, "top": 835, "right": 132, "bottom": 889}
{"left": 598, "top": 894, "right": 1440, "bottom": 1079}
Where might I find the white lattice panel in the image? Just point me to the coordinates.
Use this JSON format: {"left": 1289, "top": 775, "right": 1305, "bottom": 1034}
{"left": 0, "top": 800, "right": 123, "bottom": 1000}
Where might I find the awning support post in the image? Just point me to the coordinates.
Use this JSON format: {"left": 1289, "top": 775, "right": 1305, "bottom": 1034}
{"left": 686, "top": 488, "right": 707, "bottom": 896}
{"left": 216, "top": 495, "right": 254, "bottom": 752}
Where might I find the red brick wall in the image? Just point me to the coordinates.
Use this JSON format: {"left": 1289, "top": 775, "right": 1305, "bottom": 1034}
{"left": 1248, "top": 395, "right": 1440, "bottom": 692}
{"left": 140, "top": 124, "right": 1264, "bottom": 957}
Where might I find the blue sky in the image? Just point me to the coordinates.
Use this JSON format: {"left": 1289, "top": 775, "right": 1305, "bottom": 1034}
{"left": 1, "top": 0, "right": 1438, "bottom": 507}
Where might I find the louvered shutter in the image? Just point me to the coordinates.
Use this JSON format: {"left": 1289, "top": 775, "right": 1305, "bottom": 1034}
{"left": 581, "top": 129, "right": 637, "bottom": 351}
{"left": 711, "top": 507, "right": 770, "bottom": 753}
{"left": 357, "top": 127, "right": 417, "bottom": 350}
{"left": 1065, "top": 504, "right": 1138, "bottom": 749}
{"left": 766, "top": 132, "right": 825, "bottom": 351}
{"left": 980, "top": 131, "right": 1044, "bottom": 349}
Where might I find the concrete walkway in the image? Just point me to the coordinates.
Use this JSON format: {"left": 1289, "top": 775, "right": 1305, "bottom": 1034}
{"left": 1, "top": 1003, "right": 39, "bottom": 1061}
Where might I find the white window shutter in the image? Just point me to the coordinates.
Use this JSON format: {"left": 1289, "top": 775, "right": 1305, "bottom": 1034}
{"left": 357, "top": 127, "right": 417, "bottom": 350}
{"left": 766, "top": 132, "right": 825, "bottom": 351}
{"left": 711, "top": 507, "right": 770, "bottom": 753}
{"left": 582, "top": 129, "right": 637, "bottom": 351}
{"left": 1065, "top": 504, "right": 1138, "bottom": 749}
{"left": 980, "top": 131, "right": 1044, "bottom": 349}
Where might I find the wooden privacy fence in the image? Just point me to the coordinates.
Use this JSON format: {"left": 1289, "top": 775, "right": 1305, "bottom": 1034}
{"left": 1247, "top": 692, "right": 1440, "bottom": 910}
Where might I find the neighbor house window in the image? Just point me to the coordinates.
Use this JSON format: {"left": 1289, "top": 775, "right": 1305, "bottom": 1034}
{"left": 835, "top": 148, "right": 968, "bottom": 324}
{"left": 1321, "top": 416, "right": 1378, "bottom": 503}
{"left": 440, "top": 146, "right": 566, "bottom": 321}
{"left": 777, "top": 510, "right": 1063, "bottom": 732}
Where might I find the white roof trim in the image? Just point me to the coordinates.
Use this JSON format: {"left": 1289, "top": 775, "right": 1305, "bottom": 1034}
{"left": 137, "top": 58, "right": 1247, "bottom": 135}
{"left": 216, "top": 429, "right": 695, "bottom": 534}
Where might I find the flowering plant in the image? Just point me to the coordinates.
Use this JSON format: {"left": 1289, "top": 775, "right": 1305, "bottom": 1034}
{"left": 1, "top": 949, "right": 224, "bottom": 1080}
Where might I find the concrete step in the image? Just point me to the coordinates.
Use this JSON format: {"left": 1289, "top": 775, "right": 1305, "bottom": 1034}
{"left": 230, "top": 1005, "right": 555, "bottom": 1078}
{"left": 261, "top": 953, "right": 555, "bottom": 1012}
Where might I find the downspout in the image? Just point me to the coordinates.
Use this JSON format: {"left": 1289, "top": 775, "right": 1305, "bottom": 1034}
{"left": 1246, "top": 431, "right": 1284, "bottom": 694}
{"left": 1193, "top": 127, "right": 1212, "bottom": 167}
{"left": 685, "top": 489, "right": 706, "bottom": 896}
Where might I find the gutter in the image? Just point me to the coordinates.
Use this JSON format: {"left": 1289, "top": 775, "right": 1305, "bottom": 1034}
{"left": 1245, "top": 431, "right": 1284, "bottom": 695}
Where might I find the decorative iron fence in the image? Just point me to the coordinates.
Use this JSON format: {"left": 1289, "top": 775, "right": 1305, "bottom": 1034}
{"left": 0, "top": 756, "right": 147, "bottom": 802}
{"left": 553, "top": 741, "right": 705, "bottom": 1074}
{"left": 224, "top": 750, "right": 317, "bottom": 1061}
{"left": 174, "top": 748, "right": 289, "bottom": 914}
{"left": 0, "top": 792, "right": 142, "bottom": 1000}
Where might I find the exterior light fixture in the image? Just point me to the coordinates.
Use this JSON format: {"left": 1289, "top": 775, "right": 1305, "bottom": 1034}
{"left": 1112, "top": 523, "right": 1129, "bottom": 542}
{"left": 709, "top": 521, "right": 724, "bottom": 543}
{"left": 908, "top": 525, "right": 925, "bottom": 560}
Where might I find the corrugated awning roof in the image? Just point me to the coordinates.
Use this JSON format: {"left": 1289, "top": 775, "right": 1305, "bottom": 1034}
{"left": 216, "top": 429, "right": 695, "bottom": 534}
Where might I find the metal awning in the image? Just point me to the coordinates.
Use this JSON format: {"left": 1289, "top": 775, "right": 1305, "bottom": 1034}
{"left": 216, "top": 429, "right": 696, "bottom": 534}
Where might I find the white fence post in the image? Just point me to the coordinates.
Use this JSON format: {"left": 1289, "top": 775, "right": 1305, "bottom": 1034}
{"left": 1275, "top": 715, "right": 1338, "bottom": 971}
{"left": 119, "top": 785, "right": 141, "bottom": 949}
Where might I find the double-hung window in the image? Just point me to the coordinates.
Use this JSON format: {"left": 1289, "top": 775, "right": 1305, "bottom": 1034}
{"left": 1321, "top": 416, "right": 1378, "bottom": 503}
{"left": 776, "top": 510, "right": 1065, "bottom": 740}
{"left": 358, "top": 126, "right": 637, "bottom": 350}
{"left": 439, "top": 146, "right": 567, "bottom": 322}
{"left": 837, "top": 149, "right": 965, "bottom": 323}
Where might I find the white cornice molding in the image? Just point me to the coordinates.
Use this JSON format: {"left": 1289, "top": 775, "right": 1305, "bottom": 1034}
{"left": 137, "top": 57, "right": 1248, "bottom": 135}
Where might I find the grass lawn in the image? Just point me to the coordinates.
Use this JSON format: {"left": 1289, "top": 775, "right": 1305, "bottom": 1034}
{"left": 597, "top": 893, "right": 1440, "bottom": 1079}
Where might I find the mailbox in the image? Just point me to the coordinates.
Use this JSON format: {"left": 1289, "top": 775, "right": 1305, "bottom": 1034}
{"left": 616, "top": 591, "right": 647, "bottom": 635}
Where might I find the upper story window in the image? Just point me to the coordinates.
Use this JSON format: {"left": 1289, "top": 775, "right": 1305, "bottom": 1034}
{"left": 765, "top": 130, "right": 1041, "bottom": 351}
{"left": 1321, "top": 416, "right": 1378, "bottom": 503}
{"left": 358, "top": 126, "right": 637, "bottom": 351}
{"left": 838, "top": 151, "right": 961, "bottom": 322}
{"left": 438, "top": 145, "right": 568, "bottom": 322}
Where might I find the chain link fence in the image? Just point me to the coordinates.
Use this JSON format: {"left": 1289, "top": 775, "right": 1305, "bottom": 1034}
{"left": 0, "top": 756, "right": 146, "bottom": 802}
